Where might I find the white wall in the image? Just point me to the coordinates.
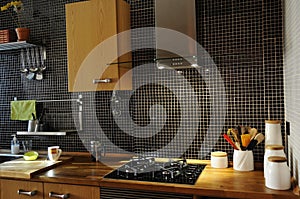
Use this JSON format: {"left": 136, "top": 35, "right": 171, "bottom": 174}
{"left": 284, "top": 0, "right": 300, "bottom": 186}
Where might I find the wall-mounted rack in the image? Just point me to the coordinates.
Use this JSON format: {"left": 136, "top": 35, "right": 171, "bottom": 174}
{"left": 17, "top": 131, "right": 69, "bottom": 136}
{"left": 0, "top": 41, "right": 41, "bottom": 51}
{"left": 14, "top": 95, "right": 83, "bottom": 136}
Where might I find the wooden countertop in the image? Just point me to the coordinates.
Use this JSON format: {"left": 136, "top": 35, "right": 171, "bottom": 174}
{"left": 34, "top": 153, "right": 131, "bottom": 186}
{"left": 2, "top": 152, "right": 298, "bottom": 199}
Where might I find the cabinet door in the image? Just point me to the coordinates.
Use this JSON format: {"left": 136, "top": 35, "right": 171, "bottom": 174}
{"left": 66, "top": 0, "right": 131, "bottom": 92}
{"left": 0, "top": 179, "right": 43, "bottom": 199}
{"left": 44, "top": 183, "right": 100, "bottom": 199}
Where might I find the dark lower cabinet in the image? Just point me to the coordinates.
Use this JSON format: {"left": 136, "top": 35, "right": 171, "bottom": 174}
{"left": 100, "top": 187, "right": 193, "bottom": 199}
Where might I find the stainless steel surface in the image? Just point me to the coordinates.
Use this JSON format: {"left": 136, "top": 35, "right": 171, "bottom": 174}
{"left": 20, "top": 49, "right": 28, "bottom": 73}
{"left": 17, "top": 189, "right": 38, "bottom": 196}
{"left": 93, "top": 78, "right": 112, "bottom": 84}
{"left": 17, "top": 131, "right": 68, "bottom": 136}
{"left": 27, "top": 120, "right": 38, "bottom": 132}
{"left": 49, "top": 192, "right": 70, "bottom": 199}
{"left": 155, "top": 0, "right": 197, "bottom": 69}
{"left": 39, "top": 46, "right": 46, "bottom": 71}
{"left": 29, "top": 48, "right": 38, "bottom": 72}
{"left": 0, "top": 153, "right": 23, "bottom": 158}
{"left": 35, "top": 47, "right": 44, "bottom": 80}
{"left": 26, "top": 48, "right": 35, "bottom": 80}
{"left": 35, "top": 72, "right": 43, "bottom": 80}
{"left": 0, "top": 41, "right": 38, "bottom": 51}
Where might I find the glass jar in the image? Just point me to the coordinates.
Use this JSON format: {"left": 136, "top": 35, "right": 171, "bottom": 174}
{"left": 264, "top": 145, "right": 286, "bottom": 178}
{"left": 265, "top": 156, "right": 290, "bottom": 190}
{"left": 90, "top": 141, "right": 99, "bottom": 162}
{"left": 90, "top": 141, "right": 105, "bottom": 162}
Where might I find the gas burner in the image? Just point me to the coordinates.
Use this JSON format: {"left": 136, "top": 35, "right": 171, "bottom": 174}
{"left": 105, "top": 158, "right": 206, "bottom": 185}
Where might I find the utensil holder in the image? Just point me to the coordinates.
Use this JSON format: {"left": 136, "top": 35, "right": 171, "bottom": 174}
{"left": 233, "top": 150, "right": 254, "bottom": 171}
{"left": 27, "top": 120, "right": 38, "bottom": 132}
{"left": 22, "top": 140, "right": 32, "bottom": 153}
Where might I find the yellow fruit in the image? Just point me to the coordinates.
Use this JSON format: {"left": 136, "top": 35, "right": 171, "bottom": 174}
{"left": 23, "top": 151, "right": 38, "bottom": 161}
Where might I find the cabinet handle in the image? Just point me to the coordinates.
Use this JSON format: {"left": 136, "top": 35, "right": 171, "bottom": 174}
{"left": 93, "top": 78, "right": 111, "bottom": 84}
{"left": 17, "top": 189, "right": 38, "bottom": 196}
{"left": 49, "top": 192, "right": 70, "bottom": 199}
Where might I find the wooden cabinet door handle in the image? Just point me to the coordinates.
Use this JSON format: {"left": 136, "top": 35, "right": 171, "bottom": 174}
{"left": 17, "top": 189, "right": 38, "bottom": 196}
{"left": 93, "top": 78, "right": 111, "bottom": 84}
{"left": 49, "top": 192, "right": 70, "bottom": 199}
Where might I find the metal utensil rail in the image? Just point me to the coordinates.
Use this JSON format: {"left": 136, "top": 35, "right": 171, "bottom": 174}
{"left": 13, "top": 94, "right": 83, "bottom": 131}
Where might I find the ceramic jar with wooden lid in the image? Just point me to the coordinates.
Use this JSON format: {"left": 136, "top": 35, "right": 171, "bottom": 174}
{"left": 264, "top": 145, "right": 286, "bottom": 178}
{"left": 265, "top": 120, "right": 282, "bottom": 146}
{"left": 265, "top": 156, "right": 290, "bottom": 190}
{"left": 211, "top": 151, "right": 228, "bottom": 168}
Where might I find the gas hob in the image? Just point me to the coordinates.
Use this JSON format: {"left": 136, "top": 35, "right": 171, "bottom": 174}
{"left": 104, "top": 157, "right": 206, "bottom": 185}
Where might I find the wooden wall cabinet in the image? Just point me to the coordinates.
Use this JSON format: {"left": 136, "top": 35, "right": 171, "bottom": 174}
{"left": 66, "top": 0, "right": 132, "bottom": 92}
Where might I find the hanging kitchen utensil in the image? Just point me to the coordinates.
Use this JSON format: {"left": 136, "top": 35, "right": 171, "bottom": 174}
{"left": 20, "top": 49, "right": 28, "bottom": 73}
{"left": 35, "top": 47, "right": 40, "bottom": 68}
{"left": 29, "top": 47, "right": 38, "bottom": 72}
{"left": 35, "top": 70, "right": 43, "bottom": 80}
{"left": 35, "top": 47, "right": 43, "bottom": 80}
{"left": 39, "top": 46, "right": 46, "bottom": 71}
{"left": 26, "top": 48, "right": 35, "bottom": 80}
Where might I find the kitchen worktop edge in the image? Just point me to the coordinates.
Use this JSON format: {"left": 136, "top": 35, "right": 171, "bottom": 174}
{"left": 0, "top": 152, "right": 297, "bottom": 199}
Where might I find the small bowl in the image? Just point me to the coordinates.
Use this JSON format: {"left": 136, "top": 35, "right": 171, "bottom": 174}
{"left": 23, "top": 151, "right": 39, "bottom": 161}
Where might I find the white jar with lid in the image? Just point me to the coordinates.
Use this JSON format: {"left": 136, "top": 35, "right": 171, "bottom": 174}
{"left": 211, "top": 151, "right": 228, "bottom": 168}
{"left": 265, "top": 120, "right": 282, "bottom": 146}
{"left": 265, "top": 156, "right": 290, "bottom": 190}
{"left": 264, "top": 145, "right": 286, "bottom": 178}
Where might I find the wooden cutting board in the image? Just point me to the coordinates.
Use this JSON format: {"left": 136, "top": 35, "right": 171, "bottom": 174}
{"left": 0, "top": 156, "right": 72, "bottom": 179}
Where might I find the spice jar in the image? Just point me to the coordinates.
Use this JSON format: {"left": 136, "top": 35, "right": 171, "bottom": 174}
{"left": 265, "top": 156, "right": 290, "bottom": 190}
{"left": 264, "top": 145, "right": 286, "bottom": 178}
{"left": 211, "top": 151, "right": 228, "bottom": 168}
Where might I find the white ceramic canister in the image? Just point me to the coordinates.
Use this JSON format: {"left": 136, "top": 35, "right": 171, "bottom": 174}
{"left": 233, "top": 150, "right": 254, "bottom": 171}
{"left": 265, "top": 156, "right": 290, "bottom": 190}
{"left": 211, "top": 151, "right": 228, "bottom": 168}
{"left": 264, "top": 145, "right": 286, "bottom": 178}
{"left": 265, "top": 120, "right": 282, "bottom": 146}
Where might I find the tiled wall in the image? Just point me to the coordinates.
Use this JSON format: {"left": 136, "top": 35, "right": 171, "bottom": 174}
{"left": 0, "top": 0, "right": 87, "bottom": 152}
{"left": 0, "top": 0, "right": 284, "bottom": 162}
{"left": 284, "top": 0, "right": 300, "bottom": 186}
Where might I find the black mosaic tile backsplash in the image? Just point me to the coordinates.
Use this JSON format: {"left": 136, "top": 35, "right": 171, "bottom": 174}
{"left": 0, "top": 0, "right": 284, "bottom": 162}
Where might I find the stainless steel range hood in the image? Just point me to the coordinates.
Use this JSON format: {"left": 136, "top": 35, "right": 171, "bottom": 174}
{"left": 155, "top": 0, "right": 198, "bottom": 69}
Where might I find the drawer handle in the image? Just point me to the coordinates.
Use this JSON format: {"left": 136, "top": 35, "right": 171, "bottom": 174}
{"left": 49, "top": 192, "right": 70, "bottom": 199}
{"left": 17, "top": 189, "right": 37, "bottom": 196}
{"left": 93, "top": 78, "right": 111, "bottom": 84}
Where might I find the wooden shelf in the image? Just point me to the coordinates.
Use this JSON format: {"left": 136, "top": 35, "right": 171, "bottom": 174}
{"left": 0, "top": 41, "right": 39, "bottom": 51}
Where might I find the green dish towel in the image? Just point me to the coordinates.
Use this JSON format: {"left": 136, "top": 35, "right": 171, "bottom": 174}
{"left": 10, "top": 100, "right": 36, "bottom": 121}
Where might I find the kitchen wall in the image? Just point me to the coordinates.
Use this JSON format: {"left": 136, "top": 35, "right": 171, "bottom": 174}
{"left": 283, "top": 0, "right": 300, "bottom": 186}
{"left": 0, "top": 0, "right": 284, "bottom": 161}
